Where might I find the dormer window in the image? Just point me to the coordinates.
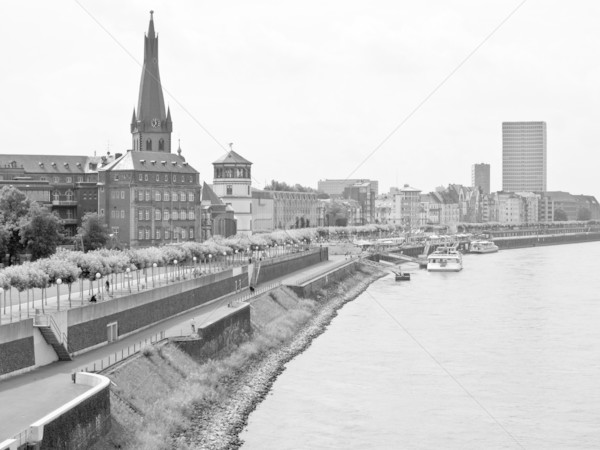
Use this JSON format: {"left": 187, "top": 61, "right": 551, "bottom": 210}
{"left": 151, "top": 160, "right": 156, "bottom": 165}
{"left": 39, "top": 162, "right": 44, "bottom": 167}
{"left": 140, "top": 159, "right": 146, "bottom": 164}
{"left": 64, "top": 163, "right": 69, "bottom": 168}
{"left": 161, "top": 161, "right": 166, "bottom": 165}
{"left": 76, "top": 162, "right": 82, "bottom": 168}
{"left": 51, "top": 162, "right": 56, "bottom": 167}
{"left": 171, "top": 161, "right": 177, "bottom": 166}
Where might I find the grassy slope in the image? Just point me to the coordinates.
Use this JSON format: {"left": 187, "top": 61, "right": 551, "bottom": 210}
{"left": 92, "top": 264, "right": 382, "bottom": 450}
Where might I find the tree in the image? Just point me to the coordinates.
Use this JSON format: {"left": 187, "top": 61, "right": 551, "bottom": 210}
{"left": 577, "top": 207, "right": 591, "bottom": 221}
{"left": 0, "top": 186, "right": 33, "bottom": 264}
{"left": 554, "top": 208, "right": 568, "bottom": 221}
{"left": 20, "top": 204, "right": 66, "bottom": 260}
{"left": 77, "top": 213, "right": 109, "bottom": 251}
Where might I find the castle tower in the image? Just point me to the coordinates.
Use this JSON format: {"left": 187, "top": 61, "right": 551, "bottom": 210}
{"left": 212, "top": 144, "right": 253, "bottom": 235}
{"left": 130, "top": 11, "right": 173, "bottom": 153}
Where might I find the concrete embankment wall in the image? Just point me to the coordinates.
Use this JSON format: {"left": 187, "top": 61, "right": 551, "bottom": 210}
{"left": 495, "top": 231, "right": 600, "bottom": 249}
{"left": 288, "top": 260, "right": 359, "bottom": 298}
{"left": 67, "top": 267, "right": 249, "bottom": 354}
{"left": 0, "top": 320, "right": 35, "bottom": 376}
{"left": 172, "top": 304, "right": 252, "bottom": 362}
{"left": 257, "top": 248, "right": 328, "bottom": 284}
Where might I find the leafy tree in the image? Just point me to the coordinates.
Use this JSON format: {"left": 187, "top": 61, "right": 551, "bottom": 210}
{"left": 20, "top": 204, "right": 66, "bottom": 261}
{"left": 77, "top": 213, "right": 109, "bottom": 251}
{"left": 554, "top": 208, "right": 568, "bottom": 221}
{"left": 0, "top": 186, "right": 33, "bottom": 264}
{"left": 577, "top": 207, "right": 591, "bottom": 221}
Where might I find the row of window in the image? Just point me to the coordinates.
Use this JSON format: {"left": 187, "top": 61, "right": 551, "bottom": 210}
{"left": 137, "top": 190, "right": 195, "bottom": 202}
{"left": 215, "top": 167, "right": 250, "bottom": 179}
{"left": 138, "top": 208, "right": 196, "bottom": 221}
{"left": 138, "top": 227, "right": 195, "bottom": 241}
{"left": 128, "top": 173, "right": 195, "bottom": 183}
{"left": 41, "top": 175, "right": 90, "bottom": 183}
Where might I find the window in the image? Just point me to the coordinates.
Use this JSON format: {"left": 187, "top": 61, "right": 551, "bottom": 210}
{"left": 53, "top": 177, "right": 60, "bottom": 183}
{"left": 181, "top": 209, "right": 187, "bottom": 220}
{"left": 164, "top": 191, "right": 170, "bottom": 201}
{"left": 173, "top": 209, "right": 179, "bottom": 220}
{"left": 66, "top": 177, "right": 72, "bottom": 183}
{"left": 121, "top": 191, "right": 125, "bottom": 199}
{"left": 165, "top": 229, "right": 170, "bottom": 240}
{"left": 173, "top": 192, "right": 178, "bottom": 202}
{"left": 155, "top": 209, "right": 161, "bottom": 221}
{"left": 40, "top": 176, "right": 47, "bottom": 182}
{"left": 164, "top": 209, "right": 170, "bottom": 221}
{"left": 156, "top": 175, "right": 160, "bottom": 181}
{"left": 155, "top": 191, "right": 161, "bottom": 201}
{"left": 173, "top": 174, "right": 177, "bottom": 182}
{"left": 180, "top": 192, "right": 186, "bottom": 202}
{"left": 145, "top": 210, "right": 150, "bottom": 220}
{"left": 144, "top": 174, "right": 148, "bottom": 181}
{"left": 100, "top": 209, "right": 104, "bottom": 216}
{"left": 145, "top": 229, "right": 150, "bottom": 239}
{"left": 139, "top": 209, "right": 143, "bottom": 220}
{"left": 189, "top": 228, "right": 194, "bottom": 239}
{"left": 121, "top": 210, "right": 125, "bottom": 219}
{"left": 181, "top": 229, "right": 187, "bottom": 239}
{"left": 145, "top": 191, "right": 150, "bottom": 201}
{"left": 159, "top": 138, "right": 164, "bottom": 151}
{"left": 188, "top": 176, "right": 193, "bottom": 183}
{"left": 53, "top": 191, "right": 60, "bottom": 201}
{"left": 111, "top": 210, "right": 115, "bottom": 219}
{"left": 77, "top": 176, "right": 83, "bottom": 182}
{"left": 156, "top": 229, "right": 161, "bottom": 239}
{"left": 189, "top": 210, "right": 195, "bottom": 220}
{"left": 138, "top": 190, "right": 143, "bottom": 201}
{"left": 189, "top": 192, "right": 194, "bottom": 202}
{"left": 139, "top": 174, "right": 143, "bottom": 181}
{"left": 164, "top": 174, "right": 168, "bottom": 181}
{"left": 146, "top": 139, "right": 152, "bottom": 150}
{"left": 226, "top": 185, "right": 232, "bottom": 195}
{"left": 65, "top": 190, "right": 73, "bottom": 201}
{"left": 138, "top": 229, "right": 144, "bottom": 240}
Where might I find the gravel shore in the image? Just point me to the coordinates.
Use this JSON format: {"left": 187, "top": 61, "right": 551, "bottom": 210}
{"left": 177, "top": 266, "right": 384, "bottom": 449}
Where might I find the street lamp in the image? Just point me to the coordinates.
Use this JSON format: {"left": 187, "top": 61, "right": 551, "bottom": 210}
{"left": 152, "top": 263, "right": 157, "bottom": 288}
{"left": 125, "top": 268, "right": 131, "bottom": 293}
{"left": 234, "top": 249, "right": 238, "bottom": 265}
{"left": 208, "top": 254, "right": 212, "bottom": 273}
{"left": 222, "top": 251, "right": 227, "bottom": 269}
{"left": 56, "top": 278, "right": 62, "bottom": 311}
{"left": 173, "top": 260, "right": 178, "bottom": 280}
{"left": 193, "top": 257, "right": 197, "bottom": 277}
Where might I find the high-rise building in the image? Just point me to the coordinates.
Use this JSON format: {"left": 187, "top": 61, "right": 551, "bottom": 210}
{"left": 471, "top": 163, "right": 490, "bottom": 195}
{"left": 502, "top": 121, "right": 547, "bottom": 192}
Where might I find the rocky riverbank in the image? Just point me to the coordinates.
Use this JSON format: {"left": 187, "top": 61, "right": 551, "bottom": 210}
{"left": 177, "top": 264, "right": 384, "bottom": 449}
{"left": 91, "top": 263, "right": 384, "bottom": 450}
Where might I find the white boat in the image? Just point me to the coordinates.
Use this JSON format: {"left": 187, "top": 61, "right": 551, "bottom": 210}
{"left": 469, "top": 240, "right": 499, "bottom": 254}
{"left": 427, "top": 245, "right": 463, "bottom": 272}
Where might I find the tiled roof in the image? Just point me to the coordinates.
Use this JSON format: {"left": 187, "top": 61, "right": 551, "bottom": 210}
{"left": 99, "top": 151, "right": 198, "bottom": 174}
{"left": 0, "top": 154, "right": 114, "bottom": 174}
{"left": 201, "top": 182, "right": 223, "bottom": 205}
{"left": 213, "top": 150, "right": 252, "bottom": 165}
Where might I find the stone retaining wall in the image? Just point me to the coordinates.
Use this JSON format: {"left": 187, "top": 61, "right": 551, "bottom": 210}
{"left": 288, "top": 260, "right": 358, "bottom": 298}
{"left": 257, "top": 248, "right": 328, "bottom": 284}
{"left": 0, "top": 320, "right": 34, "bottom": 376}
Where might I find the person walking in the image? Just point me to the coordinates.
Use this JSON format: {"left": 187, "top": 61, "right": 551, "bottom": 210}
{"left": 191, "top": 318, "right": 196, "bottom": 334}
{"left": 105, "top": 279, "right": 110, "bottom": 296}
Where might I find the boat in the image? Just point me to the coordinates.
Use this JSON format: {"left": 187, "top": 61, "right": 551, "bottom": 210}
{"left": 427, "top": 245, "right": 463, "bottom": 272}
{"left": 469, "top": 240, "right": 499, "bottom": 254}
{"left": 394, "top": 272, "right": 411, "bottom": 281}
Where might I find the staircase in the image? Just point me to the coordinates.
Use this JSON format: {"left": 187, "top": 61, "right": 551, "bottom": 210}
{"left": 34, "top": 315, "right": 73, "bottom": 361}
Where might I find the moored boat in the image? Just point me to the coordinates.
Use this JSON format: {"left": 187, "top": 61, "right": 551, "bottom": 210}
{"left": 394, "top": 272, "right": 411, "bottom": 281}
{"left": 427, "top": 245, "right": 463, "bottom": 272}
{"left": 469, "top": 240, "right": 499, "bottom": 254}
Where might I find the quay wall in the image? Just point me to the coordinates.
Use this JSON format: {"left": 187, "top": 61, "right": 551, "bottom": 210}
{"left": 288, "top": 260, "right": 358, "bottom": 298}
{"left": 173, "top": 304, "right": 252, "bottom": 362}
{"left": 0, "top": 320, "right": 35, "bottom": 376}
{"left": 67, "top": 268, "right": 249, "bottom": 353}
{"left": 494, "top": 231, "right": 600, "bottom": 249}
{"left": 257, "top": 248, "right": 328, "bottom": 284}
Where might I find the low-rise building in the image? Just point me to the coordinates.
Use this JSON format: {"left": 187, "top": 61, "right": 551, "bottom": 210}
{"left": 252, "top": 189, "right": 319, "bottom": 232}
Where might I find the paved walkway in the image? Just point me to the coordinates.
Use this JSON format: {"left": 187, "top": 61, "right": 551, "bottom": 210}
{"left": 0, "top": 255, "right": 350, "bottom": 442}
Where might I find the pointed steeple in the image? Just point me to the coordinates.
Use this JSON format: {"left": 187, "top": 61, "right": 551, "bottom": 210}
{"left": 131, "top": 11, "right": 172, "bottom": 152}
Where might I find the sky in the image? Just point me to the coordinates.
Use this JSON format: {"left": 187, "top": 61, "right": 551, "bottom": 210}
{"left": 1, "top": 1, "right": 599, "bottom": 197}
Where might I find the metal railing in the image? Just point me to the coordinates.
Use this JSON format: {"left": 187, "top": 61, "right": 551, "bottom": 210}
{"left": 34, "top": 313, "right": 72, "bottom": 354}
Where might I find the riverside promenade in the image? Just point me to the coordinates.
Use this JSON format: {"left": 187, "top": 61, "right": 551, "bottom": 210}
{"left": 0, "top": 255, "right": 352, "bottom": 444}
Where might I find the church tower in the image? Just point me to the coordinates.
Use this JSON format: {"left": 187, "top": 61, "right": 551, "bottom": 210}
{"left": 130, "top": 11, "right": 173, "bottom": 153}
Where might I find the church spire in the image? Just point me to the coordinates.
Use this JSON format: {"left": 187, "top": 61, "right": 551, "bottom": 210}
{"left": 131, "top": 11, "right": 172, "bottom": 152}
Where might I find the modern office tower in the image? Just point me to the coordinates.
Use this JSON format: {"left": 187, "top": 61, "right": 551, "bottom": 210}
{"left": 472, "top": 163, "right": 490, "bottom": 195}
{"left": 502, "top": 121, "right": 547, "bottom": 192}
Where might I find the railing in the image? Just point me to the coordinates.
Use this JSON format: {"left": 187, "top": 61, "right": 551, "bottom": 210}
{"left": 34, "top": 313, "right": 72, "bottom": 354}
{"left": 77, "top": 330, "right": 167, "bottom": 374}
{"left": 292, "top": 258, "right": 356, "bottom": 286}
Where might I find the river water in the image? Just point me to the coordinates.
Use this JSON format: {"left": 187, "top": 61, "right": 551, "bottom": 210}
{"left": 240, "top": 242, "right": 600, "bottom": 449}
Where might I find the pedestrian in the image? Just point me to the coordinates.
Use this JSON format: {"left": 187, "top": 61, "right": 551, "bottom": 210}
{"left": 90, "top": 294, "right": 97, "bottom": 303}
{"left": 105, "top": 279, "right": 110, "bottom": 294}
{"left": 191, "top": 318, "right": 196, "bottom": 334}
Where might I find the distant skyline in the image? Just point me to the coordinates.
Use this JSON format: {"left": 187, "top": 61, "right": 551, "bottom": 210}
{"left": 2, "top": 1, "right": 599, "bottom": 197}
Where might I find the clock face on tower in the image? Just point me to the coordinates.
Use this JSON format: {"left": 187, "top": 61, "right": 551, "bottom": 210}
{"left": 151, "top": 118, "right": 161, "bottom": 128}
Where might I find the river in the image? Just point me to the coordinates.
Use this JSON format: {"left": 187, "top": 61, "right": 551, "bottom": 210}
{"left": 239, "top": 242, "right": 600, "bottom": 449}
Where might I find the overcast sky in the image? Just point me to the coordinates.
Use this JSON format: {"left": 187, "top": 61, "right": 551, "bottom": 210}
{"left": 2, "top": 1, "right": 599, "bottom": 197}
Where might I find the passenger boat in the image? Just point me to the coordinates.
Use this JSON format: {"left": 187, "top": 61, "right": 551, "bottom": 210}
{"left": 427, "top": 245, "right": 463, "bottom": 272}
{"left": 394, "top": 272, "right": 411, "bottom": 281}
{"left": 469, "top": 240, "right": 499, "bottom": 254}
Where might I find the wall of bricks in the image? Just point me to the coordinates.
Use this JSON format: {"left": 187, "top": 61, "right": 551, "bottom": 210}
{"left": 0, "top": 320, "right": 35, "bottom": 376}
